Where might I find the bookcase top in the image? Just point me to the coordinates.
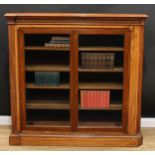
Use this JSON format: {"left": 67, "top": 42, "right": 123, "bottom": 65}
{"left": 5, "top": 13, "right": 148, "bottom": 25}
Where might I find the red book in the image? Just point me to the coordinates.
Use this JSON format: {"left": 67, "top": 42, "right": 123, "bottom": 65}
{"left": 81, "top": 90, "right": 110, "bottom": 109}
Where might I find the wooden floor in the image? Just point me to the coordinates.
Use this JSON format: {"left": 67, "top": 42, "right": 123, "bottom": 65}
{"left": 0, "top": 126, "right": 155, "bottom": 150}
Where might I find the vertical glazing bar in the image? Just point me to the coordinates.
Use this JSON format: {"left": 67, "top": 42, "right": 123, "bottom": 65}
{"left": 70, "top": 31, "right": 79, "bottom": 131}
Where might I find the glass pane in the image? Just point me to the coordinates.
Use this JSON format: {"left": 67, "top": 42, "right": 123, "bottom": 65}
{"left": 78, "top": 34, "right": 124, "bottom": 128}
{"left": 24, "top": 34, "right": 71, "bottom": 127}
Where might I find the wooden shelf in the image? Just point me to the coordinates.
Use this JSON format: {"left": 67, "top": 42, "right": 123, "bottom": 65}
{"left": 25, "top": 46, "right": 123, "bottom": 52}
{"left": 80, "top": 103, "right": 122, "bottom": 110}
{"left": 79, "top": 67, "right": 123, "bottom": 72}
{"left": 27, "top": 121, "right": 70, "bottom": 127}
{"left": 27, "top": 121, "right": 121, "bottom": 129}
{"left": 79, "top": 82, "right": 123, "bottom": 90}
{"left": 27, "top": 100, "right": 122, "bottom": 110}
{"left": 78, "top": 121, "right": 121, "bottom": 128}
{"left": 26, "top": 64, "right": 123, "bottom": 73}
{"left": 26, "top": 83, "right": 70, "bottom": 89}
{"left": 79, "top": 46, "right": 124, "bottom": 52}
{"left": 27, "top": 100, "right": 70, "bottom": 110}
{"left": 26, "top": 82, "right": 122, "bottom": 90}
{"left": 25, "top": 46, "right": 70, "bottom": 51}
{"left": 26, "top": 64, "right": 70, "bottom": 72}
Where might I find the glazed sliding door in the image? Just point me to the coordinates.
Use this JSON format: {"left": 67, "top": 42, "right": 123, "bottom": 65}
{"left": 18, "top": 28, "right": 73, "bottom": 131}
{"left": 75, "top": 29, "right": 131, "bottom": 132}
{"left": 17, "top": 28, "right": 131, "bottom": 133}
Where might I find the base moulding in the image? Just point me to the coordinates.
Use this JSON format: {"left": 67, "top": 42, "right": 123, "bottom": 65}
{"left": 9, "top": 133, "right": 143, "bottom": 147}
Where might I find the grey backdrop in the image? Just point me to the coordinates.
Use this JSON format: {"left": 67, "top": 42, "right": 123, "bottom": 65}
{"left": 0, "top": 4, "right": 155, "bottom": 117}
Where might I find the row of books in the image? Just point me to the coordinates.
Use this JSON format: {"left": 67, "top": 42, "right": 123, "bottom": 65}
{"left": 45, "top": 36, "right": 70, "bottom": 48}
{"left": 81, "top": 53, "right": 115, "bottom": 69}
{"left": 35, "top": 72, "right": 60, "bottom": 86}
{"left": 81, "top": 90, "right": 110, "bottom": 109}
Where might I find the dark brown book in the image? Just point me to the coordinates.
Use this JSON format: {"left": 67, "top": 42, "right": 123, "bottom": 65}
{"left": 81, "top": 52, "right": 115, "bottom": 69}
{"left": 51, "top": 36, "right": 70, "bottom": 41}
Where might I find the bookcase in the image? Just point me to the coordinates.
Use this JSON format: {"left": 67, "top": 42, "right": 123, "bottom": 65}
{"left": 5, "top": 13, "right": 148, "bottom": 146}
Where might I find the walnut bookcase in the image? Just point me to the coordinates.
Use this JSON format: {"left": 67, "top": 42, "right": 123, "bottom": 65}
{"left": 5, "top": 13, "right": 148, "bottom": 146}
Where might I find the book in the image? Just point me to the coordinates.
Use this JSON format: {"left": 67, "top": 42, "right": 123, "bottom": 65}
{"left": 51, "top": 36, "right": 70, "bottom": 41}
{"left": 44, "top": 36, "right": 70, "bottom": 48}
{"left": 44, "top": 43, "right": 70, "bottom": 48}
{"left": 81, "top": 53, "right": 115, "bottom": 69}
{"left": 50, "top": 40, "right": 70, "bottom": 44}
{"left": 34, "top": 71, "right": 60, "bottom": 86}
{"left": 80, "top": 90, "right": 110, "bottom": 109}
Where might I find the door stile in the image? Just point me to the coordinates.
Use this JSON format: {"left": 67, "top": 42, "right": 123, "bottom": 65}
{"left": 17, "top": 29, "right": 27, "bottom": 131}
{"left": 122, "top": 30, "right": 131, "bottom": 133}
{"left": 70, "top": 31, "right": 79, "bottom": 131}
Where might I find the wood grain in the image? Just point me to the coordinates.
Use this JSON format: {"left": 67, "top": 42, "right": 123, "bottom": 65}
{"left": 1, "top": 126, "right": 155, "bottom": 150}
{"left": 26, "top": 64, "right": 123, "bottom": 72}
{"left": 6, "top": 13, "right": 147, "bottom": 146}
{"left": 79, "top": 46, "right": 124, "bottom": 51}
{"left": 5, "top": 13, "right": 148, "bottom": 18}
{"left": 79, "top": 67, "right": 123, "bottom": 72}
{"left": 8, "top": 25, "right": 21, "bottom": 133}
{"left": 25, "top": 46, "right": 69, "bottom": 51}
{"left": 26, "top": 83, "right": 70, "bottom": 89}
{"left": 5, "top": 13, "right": 148, "bottom": 26}
{"left": 25, "top": 46, "right": 123, "bottom": 52}
{"left": 127, "top": 26, "right": 144, "bottom": 135}
{"left": 79, "top": 82, "right": 123, "bottom": 90}
{"left": 26, "top": 64, "right": 70, "bottom": 72}
{"left": 26, "top": 100, "right": 122, "bottom": 110}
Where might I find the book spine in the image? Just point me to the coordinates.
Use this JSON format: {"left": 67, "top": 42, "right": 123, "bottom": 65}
{"left": 39, "top": 72, "right": 42, "bottom": 86}
{"left": 55, "top": 72, "right": 57, "bottom": 86}
{"left": 51, "top": 36, "right": 70, "bottom": 41}
{"left": 47, "top": 72, "right": 49, "bottom": 86}
{"left": 106, "top": 91, "right": 110, "bottom": 108}
{"left": 54, "top": 72, "right": 56, "bottom": 86}
{"left": 50, "top": 40, "right": 70, "bottom": 44}
{"left": 43, "top": 72, "right": 46, "bottom": 86}
{"left": 96, "top": 91, "right": 99, "bottom": 109}
{"left": 52, "top": 72, "right": 54, "bottom": 86}
{"left": 96, "top": 53, "right": 99, "bottom": 69}
{"left": 95, "top": 53, "right": 100, "bottom": 68}
{"left": 90, "top": 91, "right": 92, "bottom": 108}
{"left": 85, "top": 53, "right": 89, "bottom": 69}
{"left": 80, "top": 91, "right": 85, "bottom": 108}
{"left": 47, "top": 72, "right": 50, "bottom": 86}
{"left": 88, "top": 53, "right": 94, "bottom": 68}
{"left": 45, "top": 72, "right": 47, "bottom": 86}
{"left": 43, "top": 72, "right": 45, "bottom": 86}
{"left": 44, "top": 43, "right": 70, "bottom": 48}
{"left": 80, "top": 90, "right": 111, "bottom": 109}
{"left": 49, "top": 72, "right": 51, "bottom": 86}
{"left": 58, "top": 72, "right": 60, "bottom": 85}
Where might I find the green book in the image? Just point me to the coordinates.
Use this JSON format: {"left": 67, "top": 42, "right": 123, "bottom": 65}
{"left": 41, "top": 72, "right": 43, "bottom": 86}
{"left": 41, "top": 72, "right": 44, "bottom": 86}
{"left": 57, "top": 72, "right": 59, "bottom": 85}
{"left": 45, "top": 72, "right": 47, "bottom": 86}
{"left": 51, "top": 72, "right": 54, "bottom": 86}
{"left": 54, "top": 72, "right": 56, "bottom": 85}
{"left": 52, "top": 72, "right": 55, "bottom": 86}
{"left": 38, "top": 72, "right": 40, "bottom": 86}
{"left": 47, "top": 72, "right": 50, "bottom": 86}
